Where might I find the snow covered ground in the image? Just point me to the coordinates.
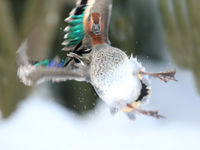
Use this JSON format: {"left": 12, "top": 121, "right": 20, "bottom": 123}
{"left": 0, "top": 61, "right": 200, "bottom": 150}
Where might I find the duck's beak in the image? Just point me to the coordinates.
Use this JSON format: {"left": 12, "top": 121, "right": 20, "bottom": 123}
{"left": 92, "top": 23, "right": 101, "bottom": 35}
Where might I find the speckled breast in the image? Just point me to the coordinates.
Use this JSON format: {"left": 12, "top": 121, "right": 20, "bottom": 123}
{"left": 89, "top": 45, "right": 141, "bottom": 106}
{"left": 90, "top": 45, "right": 127, "bottom": 89}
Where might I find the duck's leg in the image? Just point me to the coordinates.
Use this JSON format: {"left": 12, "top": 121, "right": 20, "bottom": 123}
{"left": 129, "top": 106, "right": 165, "bottom": 119}
{"left": 122, "top": 102, "right": 138, "bottom": 120}
{"left": 139, "top": 70, "right": 177, "bottom": 83}
{"left": 122, "top": 102, "right": 165, "bottom": 119}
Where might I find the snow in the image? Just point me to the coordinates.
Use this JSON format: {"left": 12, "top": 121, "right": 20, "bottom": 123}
{"left": 0, "top": 62, "right": 200, "bottom": 150}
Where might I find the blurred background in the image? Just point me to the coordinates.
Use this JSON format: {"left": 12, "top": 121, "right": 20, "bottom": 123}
{"left": 0, "top": 0, "right": 200, "bottom": 150}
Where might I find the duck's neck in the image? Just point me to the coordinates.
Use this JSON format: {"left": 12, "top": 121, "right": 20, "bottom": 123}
{"left": 90, "top": 34, "right": 105, "bottom": 46}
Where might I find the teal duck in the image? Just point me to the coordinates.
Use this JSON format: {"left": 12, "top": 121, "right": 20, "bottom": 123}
{"left": 17, "top": 0, "right": 177, "bottom": 120}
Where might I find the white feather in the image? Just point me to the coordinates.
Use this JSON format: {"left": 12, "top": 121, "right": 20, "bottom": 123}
{"left": 64, "top": 33, "right": 68, "bottom": 39}
{"left": 17, "top": 65, "right": 36, "bottom": 86}
{"left": 95, "top": 58, "right": 142, "bottom": 107}
{"left": 64, "top": 26, "right": 69, "bottom": 32}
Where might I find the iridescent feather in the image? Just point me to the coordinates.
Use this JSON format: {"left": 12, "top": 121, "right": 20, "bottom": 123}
{"left": 34, "top": 0, "right": 89, "bottom": 67}
{"left": 62, "top": 0, "right": 88, "bottom": 50}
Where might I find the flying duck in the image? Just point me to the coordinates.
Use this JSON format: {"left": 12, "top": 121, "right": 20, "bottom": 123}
{"left": 17, "top": 0, "right": 177, "bottom": 120}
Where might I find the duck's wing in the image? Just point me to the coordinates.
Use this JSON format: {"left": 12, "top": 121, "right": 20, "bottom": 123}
{"left": 17, "top": 0, "right": 113, "bottom": 86}
{"left": 17, "top": 40, "right": 87, "bottom": 86}
{"left": 62, "top": 0, "right": 113, "bottom": 51}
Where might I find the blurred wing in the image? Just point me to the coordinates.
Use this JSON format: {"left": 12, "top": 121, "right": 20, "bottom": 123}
{"left": 62, "top": 0, "right": 113, "bottom": 51}
{"left": 18, "top": 65, "right": 86, "bottom": 86}
{"left": 17, "top": 40, "right": 87, "bottom": 86}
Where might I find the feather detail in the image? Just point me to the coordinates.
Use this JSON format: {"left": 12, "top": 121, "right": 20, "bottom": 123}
{"left": 62, "top": 0, "right": 88, "bottom": 51}
{"left": 69, "top": 19, "right": 83, "bottom": 26}
{"left": 65, "top": 30, "right": 83, "bottom": 39}
{"left": 62, "top": 46, "right": 74, "bottom": 51}
{"left": 34, "top": 56, "right": 68, "bottom": 68}
{"left": 62, "top": 35, "right": 83, "bottom": 46}
{"left": 64, "top": 8, "right": 76, "bottom": 22}
{"left": 64, "top": 26, "right": 70, "bottom": 32}
{"left": 35, "top": 59, "right": 49, "bottom": 67}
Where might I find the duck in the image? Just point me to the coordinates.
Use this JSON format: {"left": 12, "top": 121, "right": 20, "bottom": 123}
{"left": 17, "top": 0, "right": 177, "bottom": 120}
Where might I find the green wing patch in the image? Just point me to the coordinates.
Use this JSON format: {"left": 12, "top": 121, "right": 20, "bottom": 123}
{"left": 62, "top": 0, "right": 88, "bottom": 51}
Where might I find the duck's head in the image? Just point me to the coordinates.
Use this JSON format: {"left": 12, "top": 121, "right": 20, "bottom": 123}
{"left": 86, "top": 13, "right": 105, "bottom": 45}
{"left": 87, "top": 13, "right": 104, "bottom": 35}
